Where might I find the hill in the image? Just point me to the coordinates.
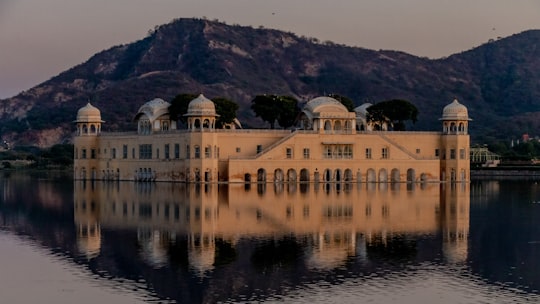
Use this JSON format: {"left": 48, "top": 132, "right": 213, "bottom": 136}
{"left": 1, "top": 18, "right": 539, "bottom": 147}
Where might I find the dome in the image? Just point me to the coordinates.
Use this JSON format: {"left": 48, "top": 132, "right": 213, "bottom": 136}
{"left": 441, "top": 99, "right": 470, "bottom": 120}
{"left": 304, "top": 96, "right": 348, "bottom": 114}
{"left": 354, "top": 103, "right": 373, "bottom": 118}
{"left": 75, "top": 103, "right": 103, "bottom": 123}
{"left": 185, "top": 94, "right": 217, "bottom": 117}
{"left": 135, "top": 98, "right": 171, "bottom": 121}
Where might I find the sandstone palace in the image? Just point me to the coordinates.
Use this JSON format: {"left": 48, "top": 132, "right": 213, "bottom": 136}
{"left": 73, "top": 95, "right": 470, "bottom": 183}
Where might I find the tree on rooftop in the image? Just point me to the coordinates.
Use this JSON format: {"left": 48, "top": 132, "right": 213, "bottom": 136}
{"left": 213, "top": 97, "right": 239, "bottom": 128}
{"left": 251, "top": 95, "right": 299, "bottom": 129}
{"left": 367, "top": 99, "right": 418, "bottom": 131}
{"left": 168, "top": 93, "right": 197, "bottom": 124}
{"left": 276, "top": 95, "right": 299, "bottom": 129}
{"left": 328, "top": 94, "right": 355, "bottom": 111}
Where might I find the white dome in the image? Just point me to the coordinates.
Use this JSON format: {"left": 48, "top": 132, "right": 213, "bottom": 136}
{"left": 135, "top": 98, "right": 171, "bottom": 121}
{"left": 185, "top": 94, "right": 217, "bottom": 117}
{"left": 304, "top": 96, "right": 348, "bottom": 114}
{"left": 354, "top": 103, "right": 373, "bottom": 118}
{"left": 441, "top": 99, "right": 470, "bottom": 121}
{"left": 75, "top": 103, "right": 103, "bottom": 123}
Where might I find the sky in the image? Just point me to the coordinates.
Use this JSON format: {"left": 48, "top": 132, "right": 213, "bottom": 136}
{"left": 1, "top": 0, "right": 540, "bottom": 99}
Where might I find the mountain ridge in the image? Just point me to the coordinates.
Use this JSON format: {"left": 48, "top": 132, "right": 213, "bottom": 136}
{"left": 2, "top": 18, "right": 540, "bottom": 147}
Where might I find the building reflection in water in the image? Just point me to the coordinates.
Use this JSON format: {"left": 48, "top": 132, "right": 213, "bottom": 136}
{"left": 74, "top": 181, "right": 470, "bottom": 275}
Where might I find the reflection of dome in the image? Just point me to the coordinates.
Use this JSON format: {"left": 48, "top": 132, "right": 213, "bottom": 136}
{"left": 134, "top": 98, "right": 171, "bottom": 121}
{"left": 185, "top": 94, "right": 217, "bottom": 117}
{"left": 441, "top": 99, "right": 469, "bottom": 121}
{"left": 138, "top": 230, "right": 168, "bottom": 268}
{"left": 76, "top": 222, "right": 101, "bottom": 259}
{"left": 188, "top": 246, "right": 216, "bottom": 276}
{"left": 307, "top": 247, "right": 349, "bottom": 270}
{"left": 442, "top": 238, "right": 468, "bottom": 264}
{"left": 75, "top": 103, "right": 103, "bottom": 123}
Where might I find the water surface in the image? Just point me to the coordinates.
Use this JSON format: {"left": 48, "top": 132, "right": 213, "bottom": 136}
{"left": 0, "top": 172, "right": 539, "bottom": 303}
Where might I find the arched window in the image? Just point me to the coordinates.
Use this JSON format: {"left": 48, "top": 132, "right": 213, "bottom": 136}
{"left": 344, "top": 121, "right": 352, "bottom": 133}
{"left": 334, "top": 121, "right": 342, "bottom": 132}
{"left": 324, "top": 121, "right": 332, "bottom": 133}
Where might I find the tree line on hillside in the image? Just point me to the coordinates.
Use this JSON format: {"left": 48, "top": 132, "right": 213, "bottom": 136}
{"left": 168, "top": 93, "right": 419, "bottom": 130}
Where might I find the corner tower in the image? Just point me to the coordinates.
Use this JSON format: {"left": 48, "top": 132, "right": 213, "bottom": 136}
{"left": 184, "top": 94, "right": 220, "bottom": 182}
{"left": 74, "top": 103, "right": 104, "bottom": 180}
{"left": 440, "top": 99, "right": 471, "bottom": 182}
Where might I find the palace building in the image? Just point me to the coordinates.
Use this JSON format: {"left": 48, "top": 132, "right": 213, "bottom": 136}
{"left": 73, "top": 95, "right": 470, "bottom": 183}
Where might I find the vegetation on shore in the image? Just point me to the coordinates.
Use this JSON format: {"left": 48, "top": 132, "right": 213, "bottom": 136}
{"left": 0, "top": 144, "right": 73, "bottom": 170}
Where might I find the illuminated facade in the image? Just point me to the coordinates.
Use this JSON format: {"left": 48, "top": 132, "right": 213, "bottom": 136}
{"left": 73, "top": 95, "right": 470, "bottom": 183}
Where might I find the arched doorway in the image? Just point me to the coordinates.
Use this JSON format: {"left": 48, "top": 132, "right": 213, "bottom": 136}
{"left": 378, "top": 168, "right": 388, "bottom": 183}
{"left": 300, "top": 169, "right": 310, "bottom": 182}
{"left": 287, "top": 169, "right": 297, "bottom": 182}
{"left": 407, "top": 169, "right": 415, "bottom": 183}
{"left": 366, "top": 169, "right": 376, "bottom": 183}
{"left": 334, "top": 169, "right": 342, "bottom": 182}
{"left": 324, "top": 169, "right": 332, "bottom": 182}
{"left": 344, "top": 169, "right": 353, "bottom": 182}
{"left": 274, "top": 169, "right": 284, "bottom": 182}
{"left": 391, "top": 169, "right": 400, "bottom": 182}
{"left": 257, "top": 168, "right": 266, "bottom": 182}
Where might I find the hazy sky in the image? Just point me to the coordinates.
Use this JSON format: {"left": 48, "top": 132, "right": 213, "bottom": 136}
{"left": 1, "top": 0, "right": 539, "bottom": 98}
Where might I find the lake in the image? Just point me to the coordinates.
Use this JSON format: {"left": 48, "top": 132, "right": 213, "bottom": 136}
{"left": 0, "top": 171, "right": 539, "bottom": 303}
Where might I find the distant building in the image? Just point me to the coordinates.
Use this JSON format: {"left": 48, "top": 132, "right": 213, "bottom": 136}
{"left": 73, "top": 95, "right": 471, "bottom": 183}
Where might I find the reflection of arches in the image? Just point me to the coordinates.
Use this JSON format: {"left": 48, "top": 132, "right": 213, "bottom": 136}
{"left": 366, "top": 169, "right": 376, "bottom": 182}
{"left": 407, "top": 169, "right": 415, "bottom": 183}
{"left": 378, "top": 168, "right": 388, "bottom": 182}
{"left": 391, "top": 169, "right": 400, "bottom": 182}
{"left": 257, "top": 168, "right": 266, "bottom": 182}
{"left": 300, "top": 169, "right": 310, "bottom": 182}
{"left": 274, "top": 169, "right": 284, "bottom": 182}
{"left": 244, "top": 173, "right": 251, "bottom": 183}
{"left": 344, "top": 169, "right": 353, "bottom": 182}
{"left": 324, "top": 169, "right": 332, "bottom": 182}
{"left": 287, "top": 169, "right": 297, "bottom": 182}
